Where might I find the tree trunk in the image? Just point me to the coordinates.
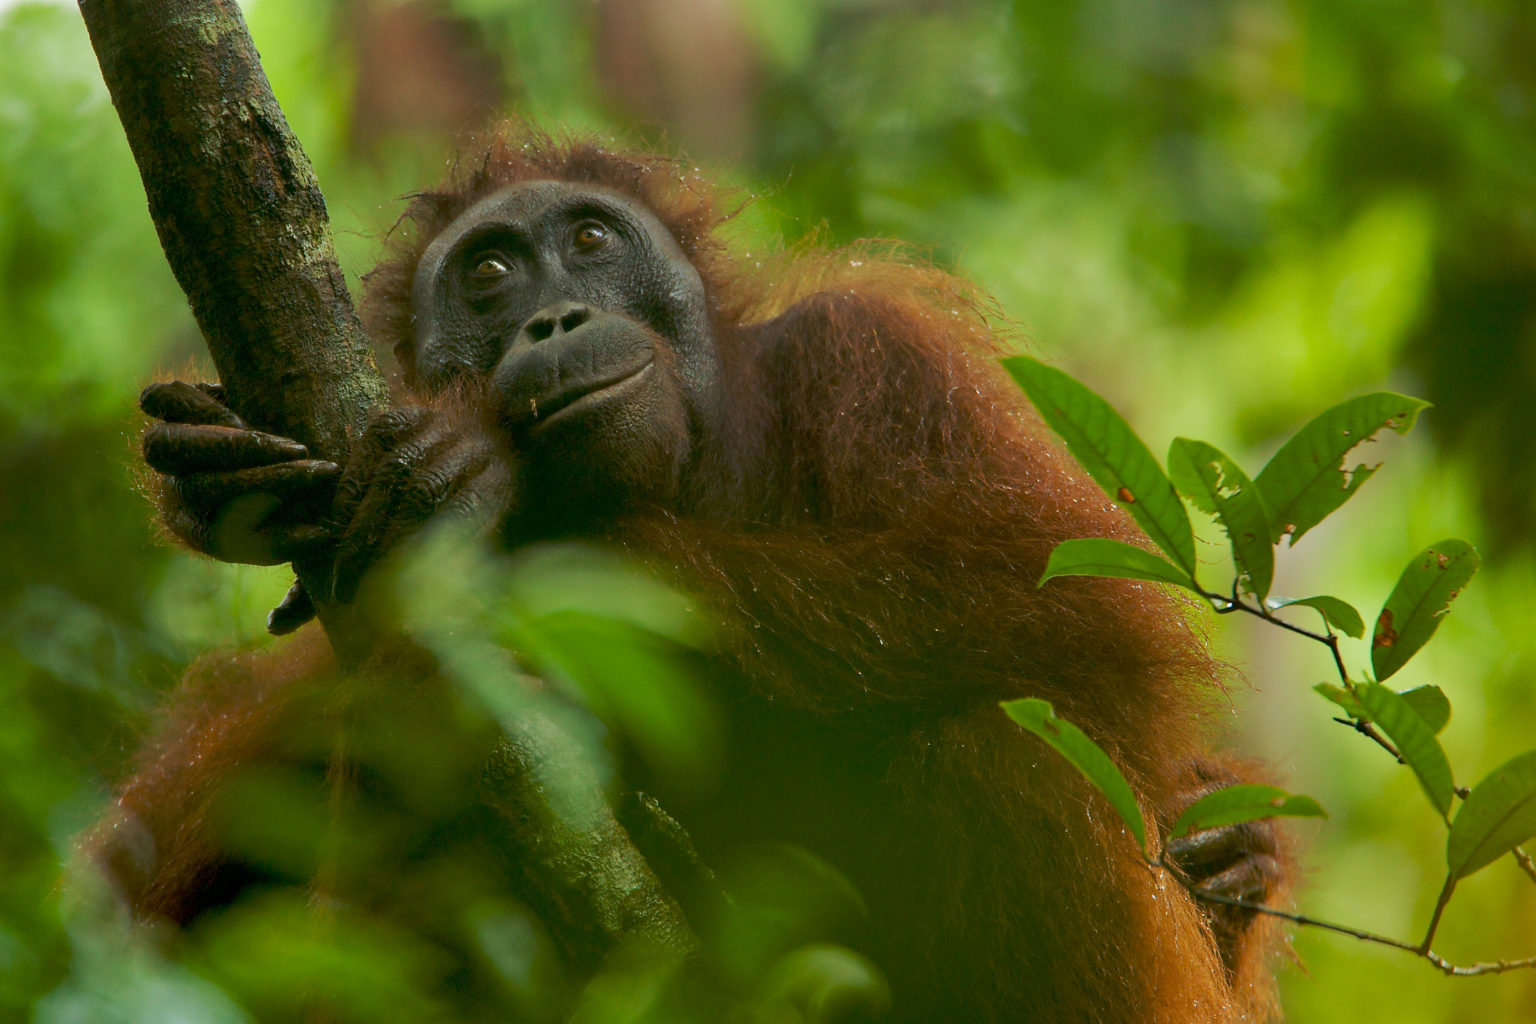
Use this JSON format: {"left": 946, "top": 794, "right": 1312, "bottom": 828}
{"left": 77, "top": 0, "right": 388, "bottom": 460}
{"left": 77, "top": 0, "right": 696, "bottom": 974}
{"left": 78, "top": 0, "right": 385, "bottom": 659}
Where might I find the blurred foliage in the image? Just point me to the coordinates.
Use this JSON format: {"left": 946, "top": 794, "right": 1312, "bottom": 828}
{"left": 1, "top": 0, "right": 1533, "bottom": 1020}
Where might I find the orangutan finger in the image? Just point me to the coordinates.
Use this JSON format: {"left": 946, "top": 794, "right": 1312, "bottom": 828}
{"left": 332, "top": 407, "right": 435, "bottom": 523}
{"left": 266, "top": 578, "right": 318, "bottom": 637}
{"left": 1192, "top": 854, "right": 1283, "bottom": 907}
{"left": 173, "top": 460, "right": 341, "bottom": 516}
{"left": 1167, "top": 819, "right": 1276, "bottom": 880}
{"left": 139, "top": 380, "right": 247, "bottom": 428}
{"left": 144, "top": 422, "right": 310, "bottom": 475}
{"left": 162, "top": 504, "right": 214, "bottom": 556}
{"left": 267, "top": 524, "right": 334, "bottom": 563}
{"left": 330, "top": 441, "right": 492, "bottom": 605}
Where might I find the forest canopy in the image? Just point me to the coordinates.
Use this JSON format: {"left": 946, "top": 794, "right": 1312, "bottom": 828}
{"left": 2, "top": 1, "right": 1534, "bottom": 1021}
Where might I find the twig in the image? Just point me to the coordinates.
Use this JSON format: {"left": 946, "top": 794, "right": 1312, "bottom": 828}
{"left": 1160, "top": 864, "right": 1536, "bottom": 976}
{"left": 1331, "top": 716, "right": 1404, "bottom": 762}
{"left": 1191, "top": 572, "right": 1536, "bottom": 965}
{"left": 1512, "top": 847, "right": 1536, "bottom": 886}
{"left": 1201, "top": 585, "right": 1350, "bottom": 681}
{"left": 1419, "top": 876, "right": 1456, "bottom": 952}
{"left": 1422, "top": 952, "right": 1536, "bottom": 977}
{"left": 1183, "top": 882, "right": 1421, "bottom": 953}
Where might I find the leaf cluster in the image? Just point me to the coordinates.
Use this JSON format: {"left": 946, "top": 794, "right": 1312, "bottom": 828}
{"left": 1000, "top": 357, "right": 1536, "bottom": 967}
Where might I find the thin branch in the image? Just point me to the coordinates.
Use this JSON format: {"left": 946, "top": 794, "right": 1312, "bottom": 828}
{"left": 1422, "top": 952, "right": 1536, "bottom": 977}
{"left": 1200, "top": 585, "right": 1339, "bottom": 657}
{"left": 1512, "top": 847, "right": 1536, "bottom": 886}
{"left": 1331, "top": 716, "right": 1404, "bottom": 762}
{"left": 1201, "top": 579, "right": 1422, "bottom": 760}
{"left": 1207, "top": 572, "right": 1536, "bottom": 895}
{"left": 1420, "top": 876, "right": 1457, "bottom": 953}
{"left": 1159, "top": 863, "right": 1536, "bottom": 976}
{"left": 1183, "top": 883, "right": 1422, "bottom": 953}
{"left": 1207, "top": 572, "right": 1536, "bottom": 900}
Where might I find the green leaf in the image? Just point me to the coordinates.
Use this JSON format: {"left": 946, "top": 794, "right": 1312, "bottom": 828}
{"left": 1166, "top": 438, "right": 1274, "bottom": 599}
{"left": 1356, "top": 683, "right": 1455, "bottom": 818}
{"left": 1003, "top": 356, "right": 1195, "bottom": 578}
{"left": 1267, "top": 595, "right": 1366, "bottom": 639}
{"left": 1168, "top": 784, "right": 1327, "bottom": 840}
{"left": 1316, "top": 682, "right": 1451, "bottom": 735}
{"left": 1002, "top": 698, "right": 1146, "bottom": 854}
{"left": 763, "top": 945, "right": 890, "bottom": 1022}
{"left": 1398, "top": 685, "right": 1452, "bottom": 735}
{"left": 1314, "top": 682, "right": 1365, "bottom": 719}
{"left": 1039, "top": 538, "right": 1195, "bottom": 590}
{"left": 1254, "top": 392, "right": 1430, "bottom": 546}
{"left": 1447, "top": 751, "right": 1536, "bottom": 881}
{"left": 1371, "top": 540, "right": 1479, "bottom": 682}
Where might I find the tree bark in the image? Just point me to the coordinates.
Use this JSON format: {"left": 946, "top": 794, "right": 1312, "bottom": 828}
{"left": 77, "top": 0, "right": 697, "bottom": 975}
{"left": 79, "top": 0, "right": 385, "bottom": 659}
{"left": 77, "top": 0, "right": 388, "bottom": 461}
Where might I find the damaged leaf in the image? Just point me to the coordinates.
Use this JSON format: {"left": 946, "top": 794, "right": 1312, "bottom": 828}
{"left": 1371, "top": 540, "right": 1479, "bottom": 682}
{"left": 1167, "top": 438, "right": 1274, "bottom": 599}
{"left": 1253, "top": 392, "right": 1430, "bottom": 546}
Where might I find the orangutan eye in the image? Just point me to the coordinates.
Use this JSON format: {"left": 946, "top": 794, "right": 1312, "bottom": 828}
{"left": 571, "top": 221, "right": 610, "bottom": 253}
{"left": 469, "top": 253, "right": 511, "bottom": 278}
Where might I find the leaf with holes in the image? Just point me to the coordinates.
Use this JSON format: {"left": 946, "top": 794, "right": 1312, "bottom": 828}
{"left": 1167, "top": 438, "right": 1273, "bottom": 599}
{"left": 1447, "top": 751, "right": 1536, "bottom": 881}
{"left": 1371, "top": 540, "right": 1479, "bottom": 682}
{"left": 1357, "top": 683, "right": 1455, "bottom": 818}
{"left": 1268, "top": 595, "right": 1366, "bottom": 639}
{"left": 1002, "top": 697, "right": 1146, "bottom": 855}
{"left": 1039, "top": 538, "right": 1196, "bottom": 590}
{"left": 1003, "top": 357, "right": 1195, "bottom": 579}
{"left": 1168, "top": 784, "right": 1327, "bottom": 840}
{"left": 1254, "top": 392, "right": 1429, "bottom": 546}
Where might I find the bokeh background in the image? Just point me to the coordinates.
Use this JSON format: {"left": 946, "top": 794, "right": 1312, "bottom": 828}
{"left": 2, "top": 0, "right": 1534, "bottom": 1020}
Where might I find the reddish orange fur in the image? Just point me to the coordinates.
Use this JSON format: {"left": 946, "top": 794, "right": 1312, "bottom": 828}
{"left": 93, "top": 630, "right": 338, "bottom": 923}
{"left": 94, "top": 124, "right": 1286, "bottom": 1022}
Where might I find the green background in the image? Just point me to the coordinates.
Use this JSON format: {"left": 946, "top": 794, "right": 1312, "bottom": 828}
{"left": 2, "top": 0, "right": 1534, "bottom": 1020}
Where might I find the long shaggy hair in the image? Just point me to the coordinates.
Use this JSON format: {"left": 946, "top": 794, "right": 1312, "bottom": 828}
{"left": 96, "top": 122, "right": 1285, "bottom": 1024}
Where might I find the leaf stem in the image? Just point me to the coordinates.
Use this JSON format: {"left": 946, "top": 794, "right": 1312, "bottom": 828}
{"left": 1331, "top": 716, "right": 1405, "bottom": 762}
{"left": 1176, "top": 568, "right": 1536, "bottom": 964}
{"left": 1200, "top": 583, "right": 1349, "bottom": 681}
{"left": 1420, "top": 875, "right": 1457, "bottom": 953}
{"left": 1157, "top": 862, "right": 1536, "bottom": 976}
{"left": 1182, "top": 881, "right": 1421, "bottom": 952}
{"left": 1513, "top": 847, "right": 1536, "bottom": 887}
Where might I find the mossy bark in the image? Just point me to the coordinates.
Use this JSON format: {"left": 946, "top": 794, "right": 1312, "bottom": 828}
{"left": 77, "top": 0, "right": 695, "bottom": 971}
{"left": 78, "top": 0, "right": 388, "bottom": 459}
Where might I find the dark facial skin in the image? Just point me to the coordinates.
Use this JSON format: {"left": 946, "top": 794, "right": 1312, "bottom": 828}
{"left": 411, "top": 182, "right": 723, "bottom": 517}
{"left": 136, "top": 182, "right": 727, "bottom": 624}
